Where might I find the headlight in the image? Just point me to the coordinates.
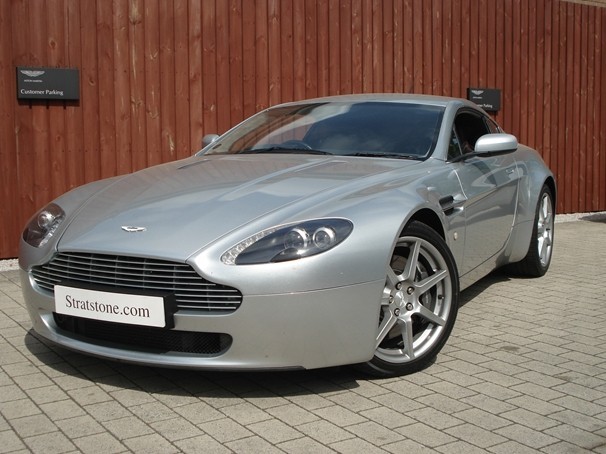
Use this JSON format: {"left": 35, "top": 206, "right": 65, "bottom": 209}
{"left": 221, "top": 219, "right": 353, "bottom": 265}
{"left": 23, "top": 203, "right": 65, "bottom": 247}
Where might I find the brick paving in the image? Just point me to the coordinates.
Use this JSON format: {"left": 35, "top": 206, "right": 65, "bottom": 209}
{"left": 1, "top": 217, "right": 605, "bottom": 453}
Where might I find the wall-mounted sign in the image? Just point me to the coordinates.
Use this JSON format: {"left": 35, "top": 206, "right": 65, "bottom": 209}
{"left": 467, "top": 87, "right": 501, "bottom": 112}
{"left": 17, "top": 67, "right": 80, "bottom": 101}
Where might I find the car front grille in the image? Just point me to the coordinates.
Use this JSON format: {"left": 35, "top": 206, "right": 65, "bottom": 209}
{"left": 53, "top": 313, "right": 231, "bottom": 355}
{"left": 31, "top": 252, "right": 242, "bottom": 313}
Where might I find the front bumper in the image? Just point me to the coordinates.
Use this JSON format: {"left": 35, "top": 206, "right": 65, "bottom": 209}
{"left": 21, "top": 269, "right": 383, "bottom": 371}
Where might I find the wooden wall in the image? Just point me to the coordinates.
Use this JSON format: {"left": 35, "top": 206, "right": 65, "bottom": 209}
{"left": 1, "top": 0, "right": 605, "bottom": 258}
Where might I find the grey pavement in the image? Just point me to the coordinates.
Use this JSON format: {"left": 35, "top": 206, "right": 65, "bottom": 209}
{"left": 1, "top": 216, "right": 606, "bottom": 453}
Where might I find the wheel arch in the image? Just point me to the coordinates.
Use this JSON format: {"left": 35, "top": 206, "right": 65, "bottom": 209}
{"left": 544, "top": 176, "right": 557, "bottom": 209}
{"left": 403, "top": 208, "right": 445, "bottom": 240}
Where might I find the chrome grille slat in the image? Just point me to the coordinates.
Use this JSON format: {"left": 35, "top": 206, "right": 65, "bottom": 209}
{"left": 31, "top": 252, "right": 242, "bottom": 313}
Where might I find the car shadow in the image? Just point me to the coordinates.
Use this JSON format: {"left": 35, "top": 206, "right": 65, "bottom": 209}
{"left": 580, "top": 212, "right": 606, "bottom": 223}
{"left": 24, "top": 329, "right": 375, "bottom": 397}
{"left": 458, "top": 269, "right": 512, "bottom": 308}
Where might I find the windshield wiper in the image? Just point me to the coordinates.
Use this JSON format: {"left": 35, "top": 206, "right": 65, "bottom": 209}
{"left": 346, "top": 152, "right": 422, "bottom": 160}
{"left": 239, "top": 147, "right": 333, "bottom": 155}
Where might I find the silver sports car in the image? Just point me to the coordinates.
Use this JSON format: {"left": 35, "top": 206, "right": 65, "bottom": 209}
{"left": 20, "top": 94, "right": 555, "bottom": 376}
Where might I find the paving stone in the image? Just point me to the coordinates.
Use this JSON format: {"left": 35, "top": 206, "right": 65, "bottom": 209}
{"left": 72, "top": 433, "right": 125, "bottom": 454}
{"left": 345, "top": 420, "right": 405, "bottom": 446}
{"left": 359, "top": 406, "right": 416, "bottom": 430}
{"left": 67, "top": 386, "right": 112, "bottom": 406}
{"left": 174, "top": 434, "right": 232, "bottom": 454}
{"left": 84, "top": 401, "right": 131, "bottom": 422}
{"left": 494, "top": 424, "right": 559, "bottom": 449}
{"left": 247, "top": 419, "right": 302, "bottom": 444}
{"left": 102, "top": 416, "right": 154, "bottom": 440}
{"left": 220, "top": 402, "right": 273, "bottom": 425}
{"left": 129, "top": 401, "right": 178, "bottom": 424}
{"left": 226, "top": 435, "right": 285, "bottom": 453}
{"left": 39, "top": 400, "right": 87, "bottom": 421}
{"left": 198, "top": 418, "right": 254, "bottom": 443}
{"left": 122, "top": 433, "right": 178, "bottom": 453}
{"left": 172, "top": 401, "right": 223, "bottom": 425}
{"left": 410, "top": 406, "right": 464, "bottom": 430}
{"left": 23, "top": 431, "right": 76, "bottom": 454}
{"left": 330, "top": 437, "right": 390, "bottom": 453}
{"left": 25, "top": 384, "right": 69, "bottom": 405}
{"left": 0, "top": 398, "right": 40, "bottom": 419}
{"left": 267, "top": 403, "right": 320, "bottom": 426}
{"left": 297, "top": 420, "right": 355, "bottom": 444}
{"left": 0, "top": 429, "right": 27, "bottom": 453}
{"left": 10, "top": 413, "right": 57, "bottom": 438}
{"left": 150, "top": 417, "right": 204, "bottom": 442}
{"left": 55, "top": 415, "right": 105, "bottom": 439}
{"left": 543, "top": 424, "right": 606, "bottom": 450}
{"left": 444, "top": 423, "right": 508, "bottom": 449}
{"left": 436, "top": 440, "right": 492, "bottom": 454}
{"left": 384, "top": 438, "right": 436, "bottom": 453}
{"left": 452, "top": 408, "right": 509, "bottom": 431}
{"left": 313, "top": 405, "right": 367, "bottom": 427}
{"left": 487, "top": 440, "right": 546, "bottom": 454}
{"left": 396, "top": 422, "right": 457, "bottom": 448}
{"left": 277, "top": 436, "right": 335, "bottom": 454}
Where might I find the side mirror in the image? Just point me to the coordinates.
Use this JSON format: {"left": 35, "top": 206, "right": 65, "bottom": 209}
{"left": 474, "top": 133, "right": 518, "bottom": 156}
{"left": 202, "top": 134, "right": 220, "bottom": 148}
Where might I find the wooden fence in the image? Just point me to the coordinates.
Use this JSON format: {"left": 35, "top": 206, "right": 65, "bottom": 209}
{"left": 1, "top": 0, "right": 605, "bottom": 258}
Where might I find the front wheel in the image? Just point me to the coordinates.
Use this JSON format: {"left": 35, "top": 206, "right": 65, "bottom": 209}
{"left": 360, "top": 221, "right": 460, "bottom": 377}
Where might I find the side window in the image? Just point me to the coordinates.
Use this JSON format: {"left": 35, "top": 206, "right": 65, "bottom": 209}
{"left": 453, "top": 111, "right": 491, "bottom": 154}
{"left": 448, "top": 129, "right": 463, "bottom": 160}
{"left": 485, "top": 117, "right": 501, "bottom": 134}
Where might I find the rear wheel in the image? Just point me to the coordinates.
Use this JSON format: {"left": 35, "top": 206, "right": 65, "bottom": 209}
{"left": 361, "top": 221, "right": 459, "bottom": 377}
{"left": 507, "top": 185, "right": 554, "bottom": 277}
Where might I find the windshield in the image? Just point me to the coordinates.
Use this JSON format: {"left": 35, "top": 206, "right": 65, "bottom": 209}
{"left": 202, "top": 101, "right": 444, "bottom": 159}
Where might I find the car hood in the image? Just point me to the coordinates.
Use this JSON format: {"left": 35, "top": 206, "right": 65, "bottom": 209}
{"left": 57, "top": 154, "right": 420, "bottom": 260}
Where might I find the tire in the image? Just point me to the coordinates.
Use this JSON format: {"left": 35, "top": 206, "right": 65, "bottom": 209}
{"left": 507, "top": 185, "right": 554, "bottom": 277}
{"left": 359, "top": 221, "right": 460, "bottom": 377}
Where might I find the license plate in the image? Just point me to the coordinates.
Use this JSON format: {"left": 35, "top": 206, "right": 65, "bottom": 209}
{"left": 55, "top": 285, "right": 171, "bottom": 328}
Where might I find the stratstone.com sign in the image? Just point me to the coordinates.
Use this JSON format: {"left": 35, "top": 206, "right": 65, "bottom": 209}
{"left": 17, "top": 67, "right": 80, "bottom": 101}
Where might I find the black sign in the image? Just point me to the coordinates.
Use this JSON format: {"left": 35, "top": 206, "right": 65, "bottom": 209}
{"left": 17, "top": 67, "right": 80, "bottom": 101}
{"left": 467, "top": 87, "right": 501, "bottom": 112}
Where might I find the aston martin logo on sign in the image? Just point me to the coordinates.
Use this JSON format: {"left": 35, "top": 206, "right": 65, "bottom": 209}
{"left": 121, "top": 226, "right": 147, "bottom": 233}
{"left": 20, "top": 70, "right": 45, "bottom": 78}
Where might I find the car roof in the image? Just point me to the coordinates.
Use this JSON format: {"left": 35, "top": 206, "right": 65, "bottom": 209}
{"left": 274, "top": 93, "right": 479, "bottom": 110}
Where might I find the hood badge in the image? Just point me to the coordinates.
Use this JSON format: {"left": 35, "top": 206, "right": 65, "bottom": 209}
{"left": 121, "top": 226, "right": 147, "bottom": 233}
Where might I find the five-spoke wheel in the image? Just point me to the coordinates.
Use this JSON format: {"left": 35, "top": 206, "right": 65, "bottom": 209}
{"left": 362, "top": 221, "right": 459, "bottom": 376}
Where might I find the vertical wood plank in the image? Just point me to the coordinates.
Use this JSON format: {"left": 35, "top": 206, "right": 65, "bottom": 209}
{"left": 279, "top": 0, "right": 293, "bottom": 102}
{"left": 144, "top": 0, "right": 162, "bottom": 166}
{"left": 340, "top": 0, "right": 353, "bottom": 94}
{"left": 65, "top": 0, "right": 85, "bottom": 189}
{"left": 316, "top": 0, "right": 329, "bottom": 96}
{"left": 267, "top": 0, "right": 281, "bottom": 105}
{"left": 0, "top": 0, "right": 18, "bottom": 255}
{"left": 383, "top": 0, "right": 394, "bottom": 92}
{"left": 174, "top": 0, "right": 191, "bottom": 157}
{"left": 304, "top": 0, "right": 317, "bottom": 98}
{"left": 202, "top": 0, "right": 218, "bottom": 135}
{"left": 159, "top": 0, "right": 177, "bottom": 160}
{"left": 129, "top": 0, "right": 147, "bottom": 171}
{"left": 216, "top": 0, "right": 231, "bottom": 130}
{"left": 188, "top": 0, "right": 203, "bottom": 149}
